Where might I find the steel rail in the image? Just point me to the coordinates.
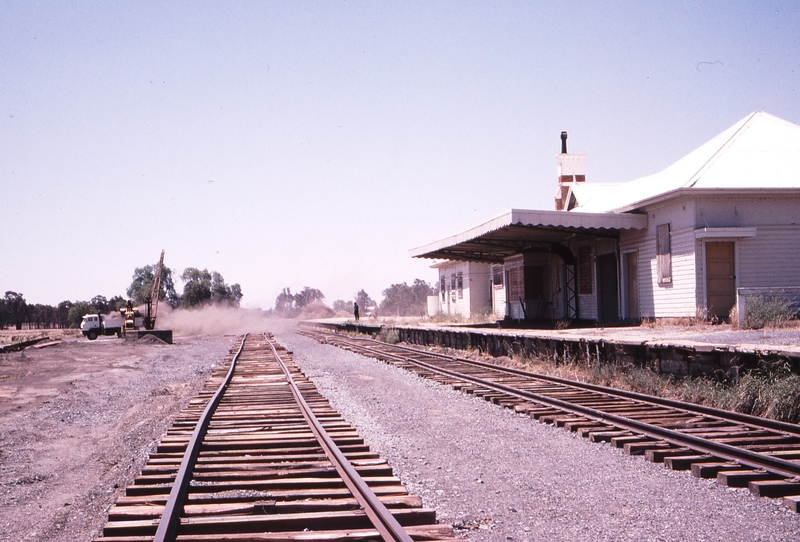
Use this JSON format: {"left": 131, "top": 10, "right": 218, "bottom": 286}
{"left": 313, "top": 333, "right": 800, "bottom": 480}
{"left": 326, "top": 331, "right": 800, "bottom": 436}
{"left": 264, "top": 335, "right": 414, "bottom": 542}
{"left": 153, "top": 334, "right": 248, "bottom": 542}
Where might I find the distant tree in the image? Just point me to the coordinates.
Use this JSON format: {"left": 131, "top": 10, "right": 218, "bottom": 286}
{"left": 378, "top": 279, "right": 433, "bottom": 316}
{"left": 18, "top": 303, "right": 59, "bottom": 330}
{"left": 56, "top": 301, "right": 73, "bottom": 329}
{"left": 230, "top": 284, "right": 243, "bottom": 304}
{"left": 181, "top": 268, "right": 213, "bottom": 307}
{"left": 410, "top": 279, "right": 434, "bottom": 310}
{"left": 36, "top": 304, "right": 57, "bottom": 329}
{"left": 210, "top": 271, "right": 243, "bottom": 306}
{"left": 4, "top": 291, "right": 28, "bottom": 330}
{"left": 0, "top": 297, "right": 6, "bottom": 329}
{"left": 91, "top": 295, "right": 109, "bottom": 314}
{"left": 274, "top": 288, "right": 296, "bottom": 316}
{"left": 181, "top": 268, "right": 242, "bottom": 308}
{"left": 86, "top": 295, "right": 126, "bottom": 315}
{"left": 26, "top": 304, "right": 42, "bottom": 329}
{"left": 107, "top": 295, "right": 126, "bottom": 312}
{"left": 355, "top": 289, "right": 377, "bottom": 313}
{"left": 332, "top": 299, "right": 353, "bottom": 313}
{"left": 127, "top": 263, "right": 179, "bottom": 308}
{"left": 293, "top": 287, "right": 324, "bottom": 309}
{"left": 67, "top": 301, "right": 94, "bottom": 328}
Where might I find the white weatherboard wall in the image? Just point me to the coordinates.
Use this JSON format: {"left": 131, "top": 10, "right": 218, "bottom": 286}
{"left": 467, "top": 263, "right": 492, "bottom": 316}
{"left": 492, "top": 283, "right": 506, "bottom": 318}
{"left": 435, "top": 261, "right": 492, "bottom": 318}
{"left": 619, "top": 193, "right": 800, "bottom": 319}
{"left": 693, "top": 194, "right": 800, "bottom": 316}
{"left": 620, "top": 198, "right": 697, "bottom": 318}
{"left": 738, "top": 226, "right": 800, "bottom": 287}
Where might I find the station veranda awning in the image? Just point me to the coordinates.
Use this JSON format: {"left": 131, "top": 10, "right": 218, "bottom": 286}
{"left": 409, "top": 209, "right": 648, "bottom": 319}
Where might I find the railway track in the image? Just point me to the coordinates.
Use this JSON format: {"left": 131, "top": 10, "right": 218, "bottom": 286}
{"left": 298, "top": 325, "right": 800, "bottom": 512}
{"left": 96, "top": 333, "right": 455, "bottom": 541}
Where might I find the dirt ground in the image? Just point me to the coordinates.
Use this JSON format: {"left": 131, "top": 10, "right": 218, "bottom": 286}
{"left": 3, "top": 319, "right": 800, "bottom": 541}
{"left": 0, "top": 332, "right": 235, "bottom": 541}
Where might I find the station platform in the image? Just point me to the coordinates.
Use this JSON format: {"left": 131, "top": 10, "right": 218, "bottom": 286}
{"left": 299, "top": 318, "right": 800, "bottom": 378}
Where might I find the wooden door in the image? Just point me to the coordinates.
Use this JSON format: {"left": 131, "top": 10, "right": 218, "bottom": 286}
{"left": 706, "top": 242, "right": 735, "bottom": 321}
{"left": 507, "top": 267, "right": 525, "bottom": 319}
{"left": 596, "top": 254, "right": 619, "bottom": 323}
{"left": 626, "top": 252, "right": 639, "bottom": 319}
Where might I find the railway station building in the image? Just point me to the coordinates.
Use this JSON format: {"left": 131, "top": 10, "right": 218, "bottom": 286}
{"left": 430, "top": 260, "right": 506, "bottom": 319}
{"left": 412, "top": 111, "right": 800, "bottom": 324}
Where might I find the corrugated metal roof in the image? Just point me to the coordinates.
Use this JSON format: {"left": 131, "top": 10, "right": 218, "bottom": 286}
{"left": 409, "top": 209, "right": 647, "bottom": 261}
{"left": 573, "top": 111, "right": 800, "bottom": 212}
{"left": 411, "top": 111, "right": 800, "bottom": 263}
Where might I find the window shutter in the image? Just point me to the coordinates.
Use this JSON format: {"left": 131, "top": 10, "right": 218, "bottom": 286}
{"left": 657, "top": 223, "right": 672, "bottom": 284}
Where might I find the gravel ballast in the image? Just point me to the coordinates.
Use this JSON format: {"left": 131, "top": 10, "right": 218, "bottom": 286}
{"left": 0, "top": 335, "right": 234, "bottom": 541}
{"left": 275, "top": 329, "right": 800, "bottom": 542}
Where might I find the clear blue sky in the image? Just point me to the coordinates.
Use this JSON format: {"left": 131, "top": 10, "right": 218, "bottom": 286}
{"left": 2, "top": 1, "right": 798, "bottom": 309}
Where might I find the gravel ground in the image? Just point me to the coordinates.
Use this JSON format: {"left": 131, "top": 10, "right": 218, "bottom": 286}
{"left": 275, "top": 328, "right": 800, "bottom": 542}
{"left": 0, "top": 334, "right": 235, "bottom": 542}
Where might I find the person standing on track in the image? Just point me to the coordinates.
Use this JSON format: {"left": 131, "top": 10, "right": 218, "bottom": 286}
{"left": 353, "top": 302, "right": 360, "bottom": 322}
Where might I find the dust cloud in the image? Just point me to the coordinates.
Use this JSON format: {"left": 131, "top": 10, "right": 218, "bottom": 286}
{"left": 158, "top": 305, "right": 289, "bottom": 337}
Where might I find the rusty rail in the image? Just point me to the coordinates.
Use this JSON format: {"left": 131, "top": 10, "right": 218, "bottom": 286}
{"left": 98, "top": 333, "right": 453, "bottom": 541}
{"left": 153, "top": 334, "right": 248, "bottom": 541}
{"left": 265, "top": 339, "right": 412, "bottom": 542}
{"left": 300, "top": 328, "right": 800, "bottom": 510}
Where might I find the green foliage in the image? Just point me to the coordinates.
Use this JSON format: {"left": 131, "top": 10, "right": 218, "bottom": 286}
{"left": 108, "top": 295, "right": 126, "bottom": 312}
{"left": 127, "top": 264, "right": 179, "bottom": 307}
{"left": 67, "top": 301, "right": 94, "bottom": 328}
{"left": 275, "top": 288, "right": 296, "bottom": 315}
{"left": 180, "top": 268, "right": 243, "bottom": 308}
{"left": 742, "top": 295, "right": 797, "bottom": 329}
{"left": 3, "top": 291, "right": 28, "bottom": 330}
{"left": 332, "top": 299, "right": 353, "bottom": 313}
{"left": 333, "top": 290, "right": 376, "bottom": 316}
{"left": 274, "top": 286, "right": 325, "bottom": 317}
{"left": 355, "top": 289, "right": 376, "bottom": 313}
{"left": 180, "top": 268, "right": 212, "bottom": 307}
{"left": 378, "top": 279, "right": 432, "bottom": 316}
{"left": 512, "top": 343, "right": 800, "bottom": 424}
{"left": 0, "top": 291, "right": 125, "bottom": 330}
{"left": 56, "top": 301, "right": 72, "bottom": 328}
{"left": 293, "top": 287, "right": 324, "bottom": 309}
{"left": 376, "top": 326, "right": 401, "bottom": 344}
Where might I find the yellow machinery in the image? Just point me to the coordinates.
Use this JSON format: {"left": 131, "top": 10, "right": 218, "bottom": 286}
{"left": 122, "top": 250, "right": 164, "bottom": 331}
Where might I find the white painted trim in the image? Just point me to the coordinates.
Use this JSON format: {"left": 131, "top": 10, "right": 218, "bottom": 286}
{"left": 695, "top": 227, "right": 757, "bottom": 239}
{"left": 409, "top": 208, "right": 648, "bottom": 258}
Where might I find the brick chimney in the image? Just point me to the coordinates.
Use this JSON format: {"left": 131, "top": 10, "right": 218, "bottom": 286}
{"left": 554, "top": 131, "right": 587, "bottom": 210}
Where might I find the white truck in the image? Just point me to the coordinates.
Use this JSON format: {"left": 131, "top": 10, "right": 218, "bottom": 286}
{"left": 80, "top": 313, "right": 124, "bottom": 340}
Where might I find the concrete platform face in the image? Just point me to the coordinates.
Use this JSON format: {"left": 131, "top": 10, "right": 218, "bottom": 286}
{"left": 300, "top": 319, "right": 800, "bottom": 378}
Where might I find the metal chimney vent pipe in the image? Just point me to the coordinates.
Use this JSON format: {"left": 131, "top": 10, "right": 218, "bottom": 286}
{"left": 561, "top": 131, "right": 568, "bottom": 154}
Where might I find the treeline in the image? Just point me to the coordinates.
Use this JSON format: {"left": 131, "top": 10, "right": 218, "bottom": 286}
{"left": 270, "top": 279, "right": 433, "bottom": 318}
{"left": 1, "top": 262, "right": 242, "bottom": 330}
{"left": 127, "top": 265, "right": 242, "bottom": 309}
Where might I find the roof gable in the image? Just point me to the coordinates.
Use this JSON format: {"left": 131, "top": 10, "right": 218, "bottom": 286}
{"left": 573, "top": 111, "right": 800, "bottom": 213}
